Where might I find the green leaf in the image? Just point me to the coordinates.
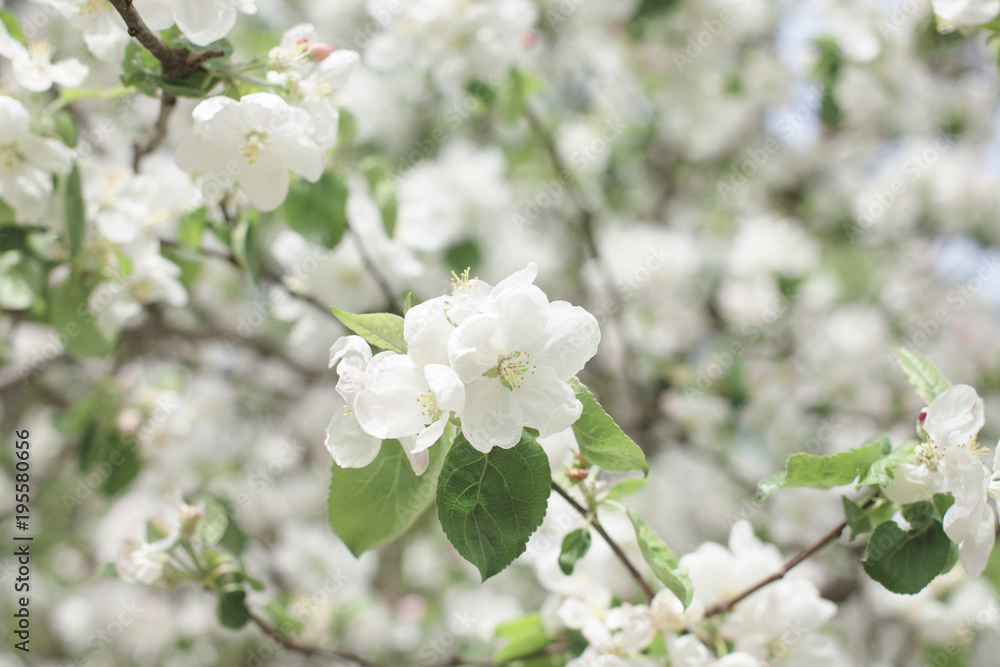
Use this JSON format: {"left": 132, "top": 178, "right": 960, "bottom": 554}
{"left": 64, "top": 166, "right": 85, "bottom": 259}
{"left": 842, "top": 496, "right": 895, "bottom": 540}
{"left": 1, "top": 10, "right": 27, "bottom": 45}
{"left": 436, "top": 431, "right": 551, "bottom": 580}
{"left": 0, "top": 250, "right": 43, "bottom": 310}
{"left": 893, "top": 347, "right": 952, "bottom": 404}
{"left": 330, "top": 307, "right": 406, "bottom": 353}
{"left": 328, "top": 440, "right": 445, "bottom": 556}
{"left": 230, "top": 210, "right": 258, "bottom": 281}
{"left": 857, "top": 440, "right": 916, "bottom": 487}
{"left": 361, "top": 158, "right": 398, "bottom": 236}
{"left": 628, "top": 510, "right": 692, "bottom": 606}
{"left": 217, "top": 590, "right": 251, "bottom": 629}
{"left": 280, "top": 170, "right": 348, "bottom": 249}
{"left": 558, "top": 528, "right": 592, "bottom": 575}
{"left": 494, "top": 613, "right": 550, "bottom": 663}
{"left": 178, "top": 207, "right": 207, "bottom": 248}
{"left": 568, "top": 377, "right": 648, "bottom": 475}
{"left": 862, "top": 502, "right": 953, "bottom": 595}
{"left": 48, "top": 276, "right": 114, "bottom": 358}
{"left": 605, "top": 477, "right": 648, "bottom": 501}
{"left": 197, "top": 498, "right": 229, "bottom": 547}
{"left": 756, "top": 435, "right": 891, "bottom": 500}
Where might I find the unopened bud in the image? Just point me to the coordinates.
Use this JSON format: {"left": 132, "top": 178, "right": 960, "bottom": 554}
{"left": 310, "top": 42, "right": 336, "bottom": 61}
{"left": 567, "top": 468, "right": 588, "bottom": 483}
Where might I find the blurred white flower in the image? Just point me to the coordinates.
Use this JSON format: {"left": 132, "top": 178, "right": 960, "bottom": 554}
{"left": 90, "top": 251, "right": 188, "bottom": 336}
{"left": 37, "top": 0, "right": 129, "bottom": 62}
{"left": 0, "top": 20, "right": 88, "bottom": 91}
{"left": 0, "top": 95, "right": 73, "bottom": 222}
{"left": 133, "top": 0, "right": 257, "bottom": 46}
{"left": 931, "top": 0, "right": 1000, "bottom": 26}
{"left": 174, "top": 93, "right": 323, "bottom": 211}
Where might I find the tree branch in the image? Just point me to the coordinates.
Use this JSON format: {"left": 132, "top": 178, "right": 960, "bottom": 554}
{"left": 250, "top": 611, "right": 388, "bottom": 666}
{"left": 133, "top": 92, "right": 177, "bottom": 171}
{"left": 107, "top": 0, "right": 224, "bottom": 79}
{"left": 703, "top": 519, "right": 847, "bottom": 617}
{"left": 551, "top": 481, "right": 657, "bottom": 603}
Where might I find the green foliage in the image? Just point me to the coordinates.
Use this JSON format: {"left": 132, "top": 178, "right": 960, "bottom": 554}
{"left": 757, "top": 435, "right": 891, "bottom": 500}
{"left": 361, "top": 158, "right": 398, "bottom": 237}
{"left": 444, "top": 239, "right": 481, "bottom": 274}
{"left": 493, "top": 613, "right": 550, "bottom": 663}
{"left": 280, "top": 170, "right": 349, "bottom": 249}
{"left": 48, "top": 274, "right": 114, "bottom": 358}
{"left": 604, "top": 477, "right": 648, "bottom": 501}
{"left": 0, "top": 249, "right": 44, "bottom": 310}
{"left": 0, "top": 10, "right": 27, "bottom": 44}
{"left": 328, "top": 440, "right": 446, "bottom": 556}
{"left": 330, "top": 307, "right": 407, "bottom": 353}
{"left": 628, "top": 510, "right": 693, "bottom": 606}
{"left": 230, "top": 209, "right": 259, "bottom": 281}
{"left": 567, "top": 378, "right": 649, "bottom": 475}
{"left": 178, "top": 207, "right": 207, "bottom": 248}
{"left": 120, "top": 41, "right": 227, "bottom": 98}
{"left": 216, "top": 590, "right": 251, "bottom": 629}
{"left": 862, "top": 501, "right": 954, "bottom": 594}
{"left": 71, "top": 397, "right": 141, "bottom": 497}
{"left": 842, "top": 496, "right": 895, "bottom": 539}
{"left": 436, "top": 431, "right": 551, "bottom": 580}
{"left": 893, "top": 347, "right": 952, "bottom": 404}
{"left": 558, "top": 528, "right": 592, "bottom": 575}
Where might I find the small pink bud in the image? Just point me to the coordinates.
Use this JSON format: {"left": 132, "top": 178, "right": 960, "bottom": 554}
{"left": 567, "top": 468, "right": 588, "bottom": 483}
{"left": 520, "top": 31, "right": 537, "bottom": 48}
{"left": 310, "top": 42, "right": 336, "bottom": 62}
{"left": 918, "top": 407, "right": 928, "bottom": 424}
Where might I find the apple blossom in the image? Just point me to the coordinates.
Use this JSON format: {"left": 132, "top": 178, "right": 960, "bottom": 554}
{"left": 89, "top": 251, "right": 188, "bottom": 336}
{"left": 132, "top": 0, "right": 257, "bottom": 47}
{"left": 931, "top": 0, "right": 1000, "bottom": 26}
{"left": 448, "top": 280, "right": 600, "bottom": 451}
{"left": 174, "top": 93, "right": 323, "bottom": 212}
{"left": 0, "top": 95, "right": 73, "bottom": 222}
{"left": 36, "top": 0, "right": 129, "bottom": 62}
{"left": 0, "top": 20, "right": 88, "bottom": 91}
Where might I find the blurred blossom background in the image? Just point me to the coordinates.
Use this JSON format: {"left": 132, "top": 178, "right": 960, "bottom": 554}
{"left": 4, "top": 0, "right": 1000, "bottom": 664}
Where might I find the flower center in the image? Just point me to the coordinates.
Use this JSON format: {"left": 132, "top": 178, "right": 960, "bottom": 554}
{"left": 0, "top": 144, "right": 19, "bottom": 171}
{"left": 81, "top": 0, "right": 105, "bottom": 14}
{"left": 450, "top": 268, "right": 476, "bottom": 294}
{"left": 416, "top": 391, "right": 441, "bottom": 421}
{"left": 496, "top": 351, "right": 536, "bottom": 392}
{"left": 130, "top": 278, "right": 156, "bottom": 302}
{"left": 28, "top": 41, "right": 55, "bottom": 64}
{"left": 240, "top": 130, "right": 268, "bottom": 164}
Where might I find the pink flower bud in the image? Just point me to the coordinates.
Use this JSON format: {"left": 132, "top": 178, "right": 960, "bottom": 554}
{"left": 520, "top": 31, "right": 537, "bottom": 48}
{"left": 310, "top": 42, "right": 336, "bottom": 62}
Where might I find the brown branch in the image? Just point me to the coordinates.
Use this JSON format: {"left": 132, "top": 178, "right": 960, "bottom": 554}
{"left": 551, "top": 481, "right": 657, "bottom": 603}
{"left": 703, "top": 519, "right": 847, "bottom": 617}
{"left": 344, "top": 219, "right": 402, "bottom": 314}
{"left": 250, "top": 611, "right": 388, "bottom": 666}
{"left": 133, "top": 92, "right": 177, "bottom": 171}
{"left": 158, "top": 236, "right": 337, "bottom": 322}
{"left": 107, "top": 0, "right": 224, "bottom": 79}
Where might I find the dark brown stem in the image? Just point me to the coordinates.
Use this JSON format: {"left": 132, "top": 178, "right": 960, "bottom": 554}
{"left": 703, "top": 520, "right": 847, "bottom": 617}
{"left": 551, "top": 481, "right": 657, "bottom": 603}
{"left": 107, "top": 0, "right": 224, "bottom": 79}
{"left": 133, "top": 92, "right": 177, "bottom": 171}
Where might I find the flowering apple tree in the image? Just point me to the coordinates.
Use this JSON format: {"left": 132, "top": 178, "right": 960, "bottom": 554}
{"left": 7, "top": 0, "right": 1000, "bottom": 665}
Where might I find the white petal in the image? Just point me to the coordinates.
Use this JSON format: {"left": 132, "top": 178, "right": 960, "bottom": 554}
{"left": 319, "top": 49, "right": 360, "bottom": 88}
{"left": 932, "top": 0, "right": 1000, "bottom": 25}
{"left": 354, "top": 354, "right": 428, "bottom": 439}
{"left": 459, "top": 377, "right": 524, "bottom": 451}
{"left": 924, "top": 384, "right": 984, "bottom": 449}
{"left": 535, "top": 301, "right": 601, "bottom": 380}
{"left": 324, "top": 404, "right": 382, "bottom": 468}
{"left": 517, "top": 367, "right": 582, "bottom": 436}
{"left": 403, "top": 442, "right": 430, "bottom": 476}
{"left": 957, "top": 503, "right": 996, "bottom": 575}
{"left": 49, "top": 58, "right": 90, "bottom": 87}
{"left": 238, "top": 156, "right": 289, "bottom": 211}
{"left": 883, "top": 463, "right": 941, "bottom": 505}
{"left": 272, "top": 135, "right": 323, "bottom": 182}
{"left": 424, "top": 363, "right": 465, "bottom": 414}
{"left": 414, "top": 418, "right": 447, "bottom": 452}
{"left": 173, "top": 0, "right": 237, "bottom": 46}
{"left": 449, "top": 313, "right": 503, "bottom": 382}
{"left": 20, "top": 135, "right": 73, "bottom": 174}
{"left": 329, "top": 335, "right": 372, "bottom": 368}
{"left": 0, "top": 96, "right": 30, "bottom": 144}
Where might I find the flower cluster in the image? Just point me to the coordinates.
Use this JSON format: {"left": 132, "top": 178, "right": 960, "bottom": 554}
{"left": 884, "top": 384, "right": 1000, "bottom": 574}
{"left": 557, "top": 522, "right": 842, "bottom": 666}
{"left": 325, "top": 264, "right": 601, "bottom": 474}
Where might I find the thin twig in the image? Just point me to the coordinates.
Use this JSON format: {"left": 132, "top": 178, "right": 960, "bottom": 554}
{"left": 551, "top": 481, "right": 657, "bottom": 603}
{"left": 345, "top": 220, "right": 402, "bottom": 314}
{"left": 133, "top": 93, "right": 177, "bottom": 171}
{"left": 158, "top": 236, "right": 336, "bottom": 322}
{"left": 250, "top": 611, "right": 388, "bottom": 666}
{"left": 703, "top": 520, "right": 847, "bottom": 617}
